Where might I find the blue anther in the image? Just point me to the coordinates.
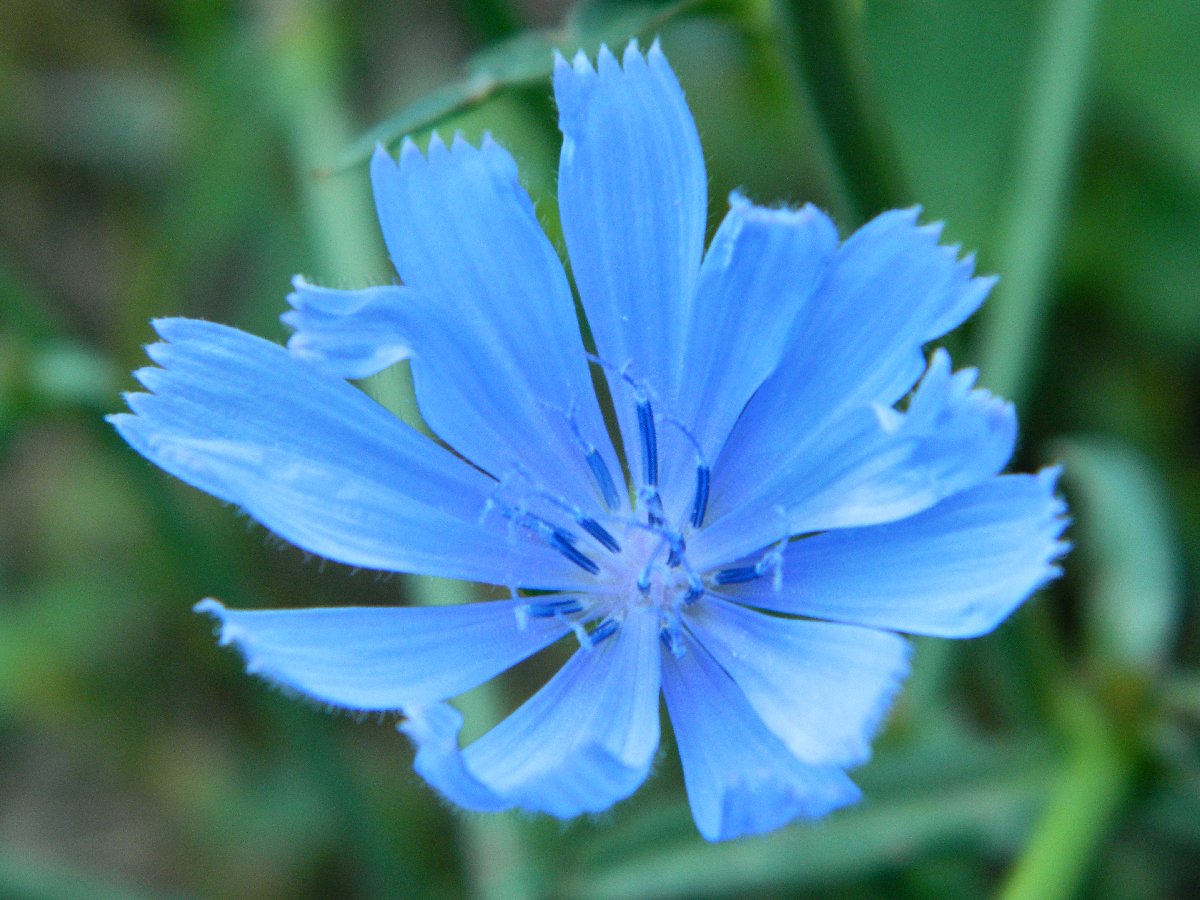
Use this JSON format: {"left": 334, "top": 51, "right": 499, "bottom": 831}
{"left": 549, "top": 529, "right": 600, "bottom": 575}
{"left": 585, "top": 449, "right": 621, "bottom": 510}
{"left": 684, "top": 579, "right": 704, "bottom": 605}
{"left": 642, "top": 488, "right": 666, "bottom": 528}
{"left": 713, "top": 565, "right": 761, "bottom": 585}
{"left": 526, "top": 598, "right": 584, "bottom": 617}
{"left": 636, "top": 399, "right": 658, "bottom": 488}
{"left": 658, "top": 626, "right": 685, "bottom": 657}
{"left": 578, "top": 516, "right": 620, "bottom": 553}
{"left": 636, "top": 564, "right": 652, "bottom": 593}
{"left": 666, "top": 535, "right": 685, "bottom": 568}
{"left": 590, "top": 617, "right": 620, "bottom": 645}
{"left": 690, "top": 465, "right": 710, "bottom": 529}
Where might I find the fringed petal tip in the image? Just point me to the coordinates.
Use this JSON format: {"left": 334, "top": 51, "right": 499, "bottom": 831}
{"left": 285, "top": 276, "right": 383, "bottom": 317}
{"left": 196, "top": 606, "right": 286, "bottom": 688}
{"left": 192, "top": 598, "right": 274, "bottom": 680}
{"left": 846, "top": 207, "right": 998, "bottom": 340}
{"left": 194, "top": 596, "right": 228, "bottom": 630}
{"left": 372, "top": 135, "right": 494, "bottom": 178}
{"left": 281, "top": 281, "right": 412, "bottom": 380}
{"left": 1032, "top": 462, "right": 1074, "bottom": 567}
{"left": 724, "top": 189, "right": 835, "bottom": 231}
{"left": 702, "top": 769, "right": 862, "bottom": 843}
{"left": 369, "top": 142, "right": 394, "bottom": 172}
{"left": 145, "top": 316, "right": 188, "bottom": 344}
{"left": 909, "top": 349, "right": 1017, "bottom": 449}
{"left": 553, "top": 38, "right": 677, "bottom": 109}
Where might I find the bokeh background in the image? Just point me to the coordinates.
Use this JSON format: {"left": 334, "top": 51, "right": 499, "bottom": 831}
{"left": 2, "top": 0, "right": 1197, "bottom": 897}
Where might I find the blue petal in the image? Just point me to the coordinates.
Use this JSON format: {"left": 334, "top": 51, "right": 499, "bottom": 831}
{"left": 283, "top": 279, "right": 410, "bottom": 380}
{"left": 730, "top": 470, "right": 1069, "bottom": 637}
{"left": 555, "top": 41, "right": 706, "bottom": 488}
{"left": 402, "top": 607, "right": 661, "bottom": 817}
{"left": 710, "top": 209, "right": 995, "bottom": 521}
{"left": 289, "top": 278, "right": 622, "bottom": 515}
{"left": 357, "top": 134, "right": 620, "bottom": 510}
{"left": 109, "top": 319, "right": 595, "bottom": 589}
{"left": 694, "top": 350, "right": 1016, "bottom": 569}
{"left": 662, "top": 632, "right": 861, "bottom": 842}
{"left": 684, "top": 597, "right": 909, "bottom": 767}
{"left": 658, "top": 194, "right": 838, "bottom": 521}
{"left": 195, "top": 597, "right": 574, "bottom": 710}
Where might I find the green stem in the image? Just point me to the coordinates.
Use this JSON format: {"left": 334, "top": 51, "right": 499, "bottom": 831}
{"left": 973, "top": 5, "right": 1112, "bottom": 890}
{"left": 773, "top": 0, "right": 909, "bottom": 222}
{"left": 975, "top": 0, "right": 1100, "bottom": 406}
{"left": 256, "top": 2, "right": 380, "bottom": 282}
{"left": 253, "top": 2, "right": 532, "bottom": 896}
{"left": 998, "top": 687, "right": 1130, "bottom": 900}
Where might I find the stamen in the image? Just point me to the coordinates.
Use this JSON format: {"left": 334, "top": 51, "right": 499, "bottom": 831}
{"left": 500, "top": 472, "right": 620, "bottom": 555}
{"left": 567, "top": 617, "right": 592, "bottom": 648}
{"left": 525, "top": 598, "right": 584, "bottom": 617}
{"left": 637, "top": 399, "right": 658, "bottom": 487}
{"left": 548, "top": 528, "right": 600, "bottom": 575}
{"left": 589, "top": 617, "right": 620, "bottom": 646}
{"left": 713, "top": 565, "right": 761, "bottom": 585}
{"left": 540, "top": 398, "right": 622, "bottom": 511}
{"left": 690, "top": 465, "right": 710, "bottom": 529}
{"left": 586, "top": 449, "right": 621, "bottom": 511}
{"left": 577, "top": 516, "right": 621, "bottom": 553}
{"left": 581, "top": 352, "right": 668, "bottom": 504}
{"left": 640, "top": 486, "right": 666, "bottom": 528}
{"left": 510, "top": 585, "right": 528, "bottom": 630}
{"left": 712, "top": 535, "right": 790, "bottom": 588}
{"left": 485, "top": 482, "right": 605, "bottom": 573}
{"left": 765, "top": 539, "right": 788, "bottom": 591}
{"left": 658, "top": 626, "right": 685, "bottom": 658}
{"left": 666, "top": 532, "right": 685, "bottom": 568}
{"left": 657, "top": 412, "right": 710, "bottom": 532}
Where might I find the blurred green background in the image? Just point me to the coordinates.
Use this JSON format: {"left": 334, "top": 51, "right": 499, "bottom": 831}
{"left": 1, "top": 0, "right": 1197, "bottom": 897}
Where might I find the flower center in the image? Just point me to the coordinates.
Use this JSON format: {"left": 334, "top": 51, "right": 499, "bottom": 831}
{"left": 496, "top": 372, "right": 721, "bottom": 652}
{"left": 614, "top": 525, "right": 700, "bottom": 608}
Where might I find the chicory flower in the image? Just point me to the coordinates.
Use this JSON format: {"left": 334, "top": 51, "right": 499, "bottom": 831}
{"left": 110, "top": 41, "right": 1067, "bottom": 841}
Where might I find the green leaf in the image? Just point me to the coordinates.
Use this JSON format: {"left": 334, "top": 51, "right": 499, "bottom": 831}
{"left": 326, "top": 0, "right": 711, "bottom": 175}
{"left": 778, "top": 0, "right": 909, "bottom": 223}
{"left": 972, "top": 0, "right": 1101, "bottom": 405}
{"left": 1059, "top": 436, "right": 1183, "bottom": 675}
{"left": 1065, "top": 0, "right": 1200, "bottom": 359}
{"left": 863, "top": 0, "right": 1041, "bottom": 246}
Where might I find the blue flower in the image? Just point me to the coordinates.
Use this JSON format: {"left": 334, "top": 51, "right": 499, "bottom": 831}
{"left": 110, "top": 41, "right": 1068, "bottom": 841}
